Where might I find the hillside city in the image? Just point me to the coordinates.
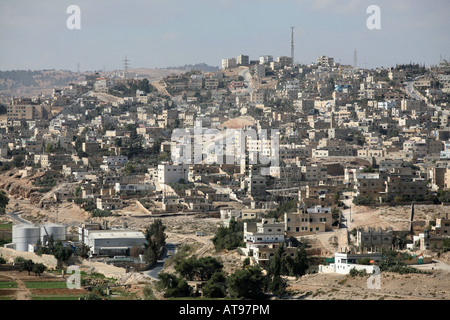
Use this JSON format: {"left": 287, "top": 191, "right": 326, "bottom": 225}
{"left": 0, "top": 53, "right": 450, "bottom": 301}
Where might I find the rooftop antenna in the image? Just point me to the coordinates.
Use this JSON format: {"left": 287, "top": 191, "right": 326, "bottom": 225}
{"left": 291, "top": 26, "right": 295, "bottom": 65}
{"left": 354, "top": 48, "right": 357, "bottom": 69}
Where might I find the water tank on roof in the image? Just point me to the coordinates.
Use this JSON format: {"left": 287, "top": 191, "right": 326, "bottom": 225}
{"left": 12, "top": 224, "right": 40, "bottom": 252}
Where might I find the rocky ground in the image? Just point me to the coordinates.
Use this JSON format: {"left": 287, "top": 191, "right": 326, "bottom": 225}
{"left": 286, "top": 268, "right": 450, "bottom": 300}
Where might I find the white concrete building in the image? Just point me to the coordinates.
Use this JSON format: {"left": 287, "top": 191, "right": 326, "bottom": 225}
{"left": 243, "top": 219, "right": 285, "bottom": 253}
{"left": 222, "top": 58, "right": 237, "bottom": 69}
{"left": 157, "top": 163, "right": 189, "bottom": 185}
{"left": 259, "top": 55, "right": 273, "bottom": 64}
{"left": 319, "top": 252, "right": 382, "bottom": 274}
{"left": 100, "top": 155, "right": 128, "bottom": 171}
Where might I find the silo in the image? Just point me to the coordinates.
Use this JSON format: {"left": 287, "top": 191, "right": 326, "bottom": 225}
{"left": 12, "top": 224, "right": 40, "bottom": 252}
{"left": 40, "top": 224, "right": 66, "bottom": 244}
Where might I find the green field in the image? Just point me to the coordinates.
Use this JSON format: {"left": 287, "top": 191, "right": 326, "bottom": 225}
{"left": 0, "top": 222, "right": 12, "bottom": 230}
{"left": 25, "top": 281, "right": 68, "bottom": 289}
{"left": 0, "top": 281, "right": 18, "bottom": 288}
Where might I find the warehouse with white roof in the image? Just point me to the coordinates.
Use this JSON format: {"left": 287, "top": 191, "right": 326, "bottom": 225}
{"left": 86, "top": 229, "right": 146, "bottom": 257}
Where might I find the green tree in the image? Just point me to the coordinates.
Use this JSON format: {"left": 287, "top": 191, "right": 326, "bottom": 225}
{"left": 45, "top": 143, "right": 54, "bottom": 153}
{"left": 212, "top": 217, "right": 245, "bottom": 250}
{"left": 157, "top": 272, "right": 191, "bottom": 298}
{"left": 143, "top": 220, "right": 166, "bottom": 266}
{"left": 227, "top": 266, "right": 267, "bottom": 300}
{"left": 21, "top": 259, "right": 35, "bottom": 275}
{"left": 292, "top": 245, "right": 309, "bottom": 277}
{"left": 12, "top": 154, "right": 24, "bottom": 168}
{"left": 123, "top": 162, "right": 134, "bottom": 176}
{"left": 175, "top": 256, "right": 223, "bottom": 281}
{"left": 32, "top": 263, "right": 46, "bottom": 277}
{"left": 267, "top": 243, "right": 287, "bottom": 296}
{"left": 74, "top": 185, "right": 82, "bottom": 198}
{"left": 0, "top": 190, "right": 9, "bottom": 214}
{"left": 202, "top": 272, "right": 227, "bottom": 298}
{"left": 53, "top": 241, "right": 73, "bottom": 266}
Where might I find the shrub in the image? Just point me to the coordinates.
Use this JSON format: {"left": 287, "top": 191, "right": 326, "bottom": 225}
{"left": 352, "top": 196, "right": 375, "bottom": 206}
{"left": 349, "top": 268, "right": 367, "bottom": 277}
{"left": 91, "top": 209, "right": 112, "bottom": 217}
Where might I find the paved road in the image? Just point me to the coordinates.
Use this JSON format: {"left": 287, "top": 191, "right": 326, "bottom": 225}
{"left": 141, "top": 243, "right": 177, "bottom": 280}
{"left": 404, "top": 79, "right": 434, "bottom": 108}
{"left": 7, "top": 210, "right": 31, "bottom": 225}
{"left": 239, "top": 67, "right": 254, "bottom": 94}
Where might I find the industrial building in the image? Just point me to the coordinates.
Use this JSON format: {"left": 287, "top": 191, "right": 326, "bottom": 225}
{"left": 86, "top": 229, "right": 146, "bottom": 257}
{"left": 6, "top": 223, "right": 66, "bottom": 252}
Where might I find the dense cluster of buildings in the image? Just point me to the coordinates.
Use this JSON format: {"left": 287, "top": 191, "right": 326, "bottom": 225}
{"left": 1, "top": 54, "right": 449, "bottom": 267}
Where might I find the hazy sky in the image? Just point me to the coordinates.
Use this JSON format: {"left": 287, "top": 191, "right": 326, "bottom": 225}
{"left": 0, "top": 0, "right": 449, "bottom": 71}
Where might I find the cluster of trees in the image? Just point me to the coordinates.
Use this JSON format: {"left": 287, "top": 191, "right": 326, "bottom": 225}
{"left": 90, "top": 209, "right": 112, "bottom": 218}
{"left": 352, "top": 195, "right": 376, "bottom": 206}
{"left": 158, "top": 241, "right": 311, "bottom": 299}
{"left": 265, "top": 243, "right": 310, "bottom": 296}
{"left": 267, "top": 200, "right": 298, "bottom": 220}
{"left": 212, "top": 218, "right": 245, "bottom": 251}
{"left": 32, "top": 175, "right": 58, "bottom": 193}
{"left": 14, "top": 257, "right": 46, "bottom": 277}
{"left": 35, "top": 235, "right": 73, "bottom": 267}
{"left": 113, "top": 79, "right": 155, "bottom": 96}
{"left": 376, "top": 253, "right": 431, "bottom": 275}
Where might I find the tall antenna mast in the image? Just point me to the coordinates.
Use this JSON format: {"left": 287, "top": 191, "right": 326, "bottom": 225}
{"left": 291, "top": 26, "right": 295, "bottom": 65}
{"left": 354, "top": 48, "right": 357, "bottom": 69}
{"left": 122, "top": 55, "right": 130, "bottom": 79}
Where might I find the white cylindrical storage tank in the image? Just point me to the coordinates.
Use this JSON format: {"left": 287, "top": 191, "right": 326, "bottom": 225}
{"left": 40, "top": 224, "right": 66, "bottom": 244}
{"left": 12, "top": 224, "right": 40, "bottom": 252}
